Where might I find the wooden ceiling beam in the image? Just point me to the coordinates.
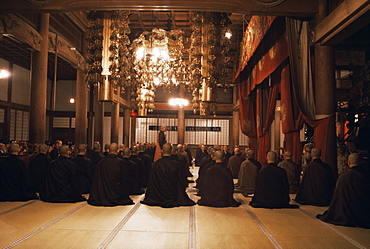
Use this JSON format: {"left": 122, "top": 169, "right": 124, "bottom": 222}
{"left": 0, "top": 0, "right": 317, "bottom": 17}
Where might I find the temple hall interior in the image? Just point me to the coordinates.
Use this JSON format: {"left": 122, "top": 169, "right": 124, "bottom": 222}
{"left": 0, "top": 0, "right": 370, "bottom": 248}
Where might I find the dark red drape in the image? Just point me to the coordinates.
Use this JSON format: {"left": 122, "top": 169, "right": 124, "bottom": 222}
{"left": 256, "top": 81, "right": 279, "bottom": 163}
{"left": 302, "top": 113, "right": 334, "bottom": 165}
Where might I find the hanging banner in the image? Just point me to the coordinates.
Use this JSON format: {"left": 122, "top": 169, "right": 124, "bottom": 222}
{"left": 234, "top": 16, "right": 276, "bottom": 81}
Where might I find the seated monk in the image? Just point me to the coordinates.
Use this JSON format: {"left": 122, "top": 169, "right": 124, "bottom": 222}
{"left": 295, "top": 147, "right": 335, "bottom": 206}
{"left": 195, "top": 149, "right": 216, "bottom": 197}
{"left": 237, "top": 149, "right": 261, "bottom": 195}
{"left": 250, "top": 151, "right": 299, "bottom": 209}
{"left": 0, "top": 143, "right": 38, "bottom": 201}
{"left": 197, "top": 151, "right": 240, "bottom": 207}
{"left": 27, "top": 144, "right": 52, "bottom": 193}
{"left": 88, "top": 143, "right": 134, "bottom": 206}
{"left": 141, "top": 143, "right": 195, "bottom": 208}
{"left": 40, "top": 145, "right": 86, "bottom": 203}
{"left": 316, "top": 153, "right": 370, "bottom": 228}
{"left": 121, "top": 148, "right": 144, "bottom": 195}
{"left": 278, "top": 151, "right": 301, "bottom": 194}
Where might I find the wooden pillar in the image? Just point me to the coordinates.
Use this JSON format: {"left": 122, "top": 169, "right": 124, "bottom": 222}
{"left": 314, "top": 0, "right": 337, "bottom": 177}
{"left": 178, "top": 85, "right": 185, "bottom": 144}
{"left": 94, "top": 88, "right": 104, "bottom": 144}
{"left": 131, "top": 116, "right": 136, "bottom": 146}
{"left": 111, "top": 101, "right": 120, "bottom": 143}
{"left": 231, "top": 85, "right": 239, "bottom": 148}
{"left": 232, "top": 110, "right": 239, "bottom": 148}
{"left": 87, "top": 88, "right": 94, "bottom": 149}
{"left": 29, "top": 13, "right": 49, "bottom": 144}
{"left": 124, "top": 108, "right": 130, "bottom": 146}
{"left": 75, "top": 69, "right": 88, "bottom": 145}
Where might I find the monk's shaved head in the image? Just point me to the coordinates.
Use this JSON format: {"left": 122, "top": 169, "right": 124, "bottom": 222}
{"left": 247, "top": 149, "right": 255, "bottom": 159}
{"left": 162, "top": 143, "right": 172, "bottom": 155}
{"left": 109, "top": 143, "right": 118, "bottom": 153}
{"left": 59, "top": 145, "right": 70, "bottom": 156}
{"left": 348, "top": 153, "right": 360, "bottom": 167}
{"left": 122, "top": 147, "right": 131, "bottom": 157}
{"left": 214, "top": 150, "right": 225, "bottom": 161}
{"left": 39, "top": 144, "right": 48, "bottom": 153}
{"left": 311, "top": 147, "right": 321, "bottom": 158}
{"left": 266, "top": 151, "right": 277, "bottom": 163}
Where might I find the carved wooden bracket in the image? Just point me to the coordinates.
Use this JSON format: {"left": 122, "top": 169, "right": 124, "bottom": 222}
{"left": 48, "top": 32, "right": 85, "bottom": 70}
{"left": 1, "top": 14, "right": 42, "bottom": 51}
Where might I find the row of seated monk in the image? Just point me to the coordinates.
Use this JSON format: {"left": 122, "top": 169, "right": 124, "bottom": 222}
{"left": 217, "top": 146, "right": 369, "bottom": 229}
{"left": 1, "top": 141, "right": 370, "bottom": 229}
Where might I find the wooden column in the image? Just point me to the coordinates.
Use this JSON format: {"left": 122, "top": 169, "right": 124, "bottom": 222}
{"left": 130, "top": 116, "right": 136, "bottom": 146}
{"left": 111, "top": 101, "right": 120, "bottom": 143}
{"left": 94, "top": 88, "right": 104, "bottom": 144}
{"left": 87, "top": 87, "right": 94, "bottom": 149}
{"left": 75, "top": 69, "right": 88, "bottom": 145}
{"left": 232, "top": 110, "right": 239, "bottom": 148}
{"left": 178, "top": 85, "right": 185, "bottom": 144}
{"left": 314, "top": 0, "right": 337, "bottom": 177}
{"left": 29, "top": 13, "right": 49, "bottom": 144}
{"left": 231, "top": 85, "right": 239, "bottom": 148}
{"left": 123, "top": 108, "right": 130, "bottom": 146}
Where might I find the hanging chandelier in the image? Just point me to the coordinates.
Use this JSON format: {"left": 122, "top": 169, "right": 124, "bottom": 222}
{"left": 130, "top": 27, "right": 189, "bottom": 115}
{"left": 85, "top": 11, "right": 232, "bottom": 116}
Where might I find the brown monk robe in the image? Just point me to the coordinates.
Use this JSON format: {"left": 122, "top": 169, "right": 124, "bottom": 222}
{"left": 278, "top": 151, "right": 301, "bottom": 194}
{"left": 237, "top": 149, "right": 261, "bottom": 195}
{"left": 154, "top": 125, "right": 167, "bottom": 162}
{"left": 227, "top": 147, "right": 244, "bottom": 179}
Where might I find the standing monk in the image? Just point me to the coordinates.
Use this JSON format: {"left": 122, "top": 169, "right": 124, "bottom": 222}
{"left": 154, "top": 125, "right": 167, "bottom": 162}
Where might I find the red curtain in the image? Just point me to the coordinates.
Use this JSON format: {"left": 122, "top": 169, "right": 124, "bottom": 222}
{"left": 302, "top": 113, "right": 334, "bottom": 164}
{"left": 256, "top": 81, "right": 279, "bottom": 163}
{"left": 280, "top": 63, "right": 305, "bottom": 163}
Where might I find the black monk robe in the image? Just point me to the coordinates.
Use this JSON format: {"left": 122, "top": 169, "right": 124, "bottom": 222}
{"left": 141, "top": 155, "right": 195, "bottom": 208}
{"left": 197, "top": 162, "right": 240, "bottom": 207}
{"left": 0, "top": 154, "right": 38, "bottom": 201}
{"left": 88, "top": 154, "right": 134, "bottom": 206}
{"left": 27, "top": 153, "right": 51, "bottom": 193}
{"left": 250, "top": 163, "right": 299, "bottom": 209}
{"left": 72, "top": 155, "right": 94, "bottom": 194}
{"left": 295, "top": 158, "right": 335, "bottom": 206}
{"left": 121, "top": 157, "right": 144, "bottom": 195}
{"left": 40, "top": 156, "right": 85, "bottom": 203}
{"left": 316, "top": 165, "right": 370, "bottom": 228}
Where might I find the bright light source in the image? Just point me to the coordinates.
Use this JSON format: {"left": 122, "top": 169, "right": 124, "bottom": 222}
{"left": 0, "top": 69, "right": 10, "bottom": 79}
{"left": 169, "top": 98, "right": 189, "bottom": 108}
{"left": 69, "top": 97, "right": 75, "bottom": 104}
{"left": 225, "top": 31, "right": 232, "bottom": 39}
{"left": 154, "top": 77, "right": 161, "bottom": 85}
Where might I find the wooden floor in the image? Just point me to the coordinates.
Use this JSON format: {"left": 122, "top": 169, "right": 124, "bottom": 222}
{"left": 1, "top": 168, "right": 370, "bottom": 249}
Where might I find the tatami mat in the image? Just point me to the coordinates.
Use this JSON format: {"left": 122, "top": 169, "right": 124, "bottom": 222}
{"left": 1, "top": 168, "right": 369, "bottom": 249}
